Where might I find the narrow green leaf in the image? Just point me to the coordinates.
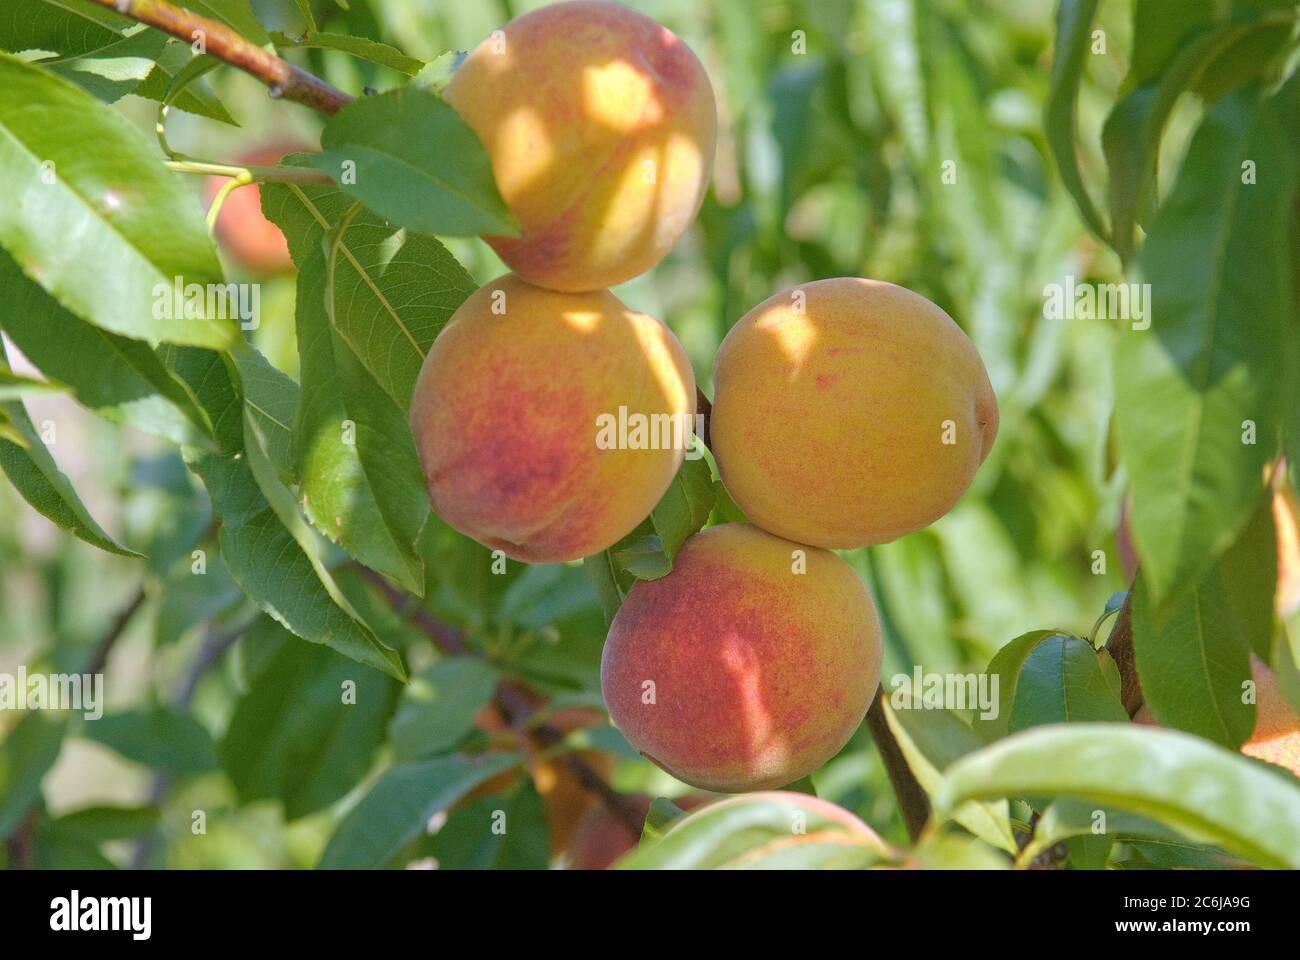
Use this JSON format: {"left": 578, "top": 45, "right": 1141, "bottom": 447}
{"left": 428, "top": 784, "right": 550, "bottom": 870}
{"left": 1115, "top": 87, "right": 1296, "bottom": 607}
{"left": 272, "top": 30, "right": 424, "bottom": 76}
{"left": 0, "top": 349, "right": 141, "bottom": 558}
{"left": 133, "top": 44, "right": 237, "bottom": 125}
{"left": 44, "top": 805, "right": 160, "bottom": 842}
{"left": 187, "top": 446, "right": 407, "bottom": 681}
{"left": 882, "top": 700, "right": 1018, "bottom": 854}
{"left": 0, "top": 246, "right": 214, "bottom": 444}
{"left": 388, "top": 657, "right": 500, "bottom": 762}
{"left": 0, "top": 713, "right": 66, "bottom": 838}
{"left": 220, "top": 618, "right": 401, "bottom": 819}
{"left": 308, "top": 87, "right": 517, "bottom": 237}
{"left": 1043, "top": 0, "right": 1107, "bottom": 243}
{"left": 1131, "top": 567, "right": 1254, "bottom": 749}
{"left": 0, "top": 55, "right": 234, "bottom": 349}
{"left": 83, "top": 707, "right": 218, "bottom": 775}
{"left": 934, "top": 723, "right": 1300, "bottom": 869}
{"left": 650, "top": 453, "right": 715, "bottom": 562}
{"left": 317, "top": 753, "right": 518, "bottom": 869}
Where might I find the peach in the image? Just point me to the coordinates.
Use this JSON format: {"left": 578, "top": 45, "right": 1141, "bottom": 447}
{"left": 710, "top": 278, "right": 999, "bottom": 548}
{"left": 1274, "top": 486, "right": 1300, "bottom": 617}
{"left": 600, "top": 523, "right": 882, "bottom": 792}
{"left": 410, "top": 274, "right": 695, "bottom": 563}
{"left": 563, "top": 792, "right": 714, "bottom": 869}
{"left": 444, "top": 0, "right": 716, "bottom": 292}
{"left": 204, "top": 142, "right": 301, "bottom": 275}
{"left": 1135, "top": 657, "right": 1300, "bottom": 777}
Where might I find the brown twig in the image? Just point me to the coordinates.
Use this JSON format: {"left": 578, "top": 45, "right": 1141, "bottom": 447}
{"left": 864, "top": 690, "right": 930, "bottom": 842}
{"left": 84, "top": 585, "right": 147, "bottom": 675}
{"left": 1103, "top": 585, "right": 1142, "bottom": 716}
{"left": 89, "top": 0, "right": 354, "bottom": 115}
{"left": 354, "top": 566, "right": 646, "bottom": 837}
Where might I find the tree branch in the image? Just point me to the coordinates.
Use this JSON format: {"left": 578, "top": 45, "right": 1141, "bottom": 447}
{"left": 354, "top": 566, "right": 647, "bottom": 838}
{"left": 1103, "top": 585, "right": 1142, "bottom": 716}
{"left": 864, "top": 690, "right": 930, "bottom": 842}
{"left": 91, "top": 0, "right": 354, "bottom": 115}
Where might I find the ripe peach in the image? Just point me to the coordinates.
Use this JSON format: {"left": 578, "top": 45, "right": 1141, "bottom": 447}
{"left": 204, "top": 142, "right": 301, "bottom": 274}
{"left": 600, "top": 523, "right": 882, "bottom": 792}
{"left": 1135, "top": 657, "right": 1300, "bottom": 777}
{"left": 410, "top": 274, "right": 696, "bottom": 563}
{"left": 1274, "top": 486, "right": 1300, "bottom": 617}
{"left": 710, "top": 278, "right": 999, "bottom": 549}
{"left": 564, "top": 792, "right": 714, "bottom": 869}
{"left": 444, "top": 0, "right": 717, "bottom": 292}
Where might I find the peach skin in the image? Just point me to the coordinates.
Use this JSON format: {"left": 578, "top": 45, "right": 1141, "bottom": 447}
{"left": 600, "top": 523, "right": 882, "bottom": 792}
{"left": 710, "top": 278, "right": 999, "bottom": 548}
{"left": 409, "top": 274, "right": 696, "bottom": 563}
{"left": 444, "top": 1, "right": 717, "bottom": 292}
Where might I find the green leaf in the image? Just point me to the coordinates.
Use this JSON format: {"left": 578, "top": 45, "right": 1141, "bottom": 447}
{"left": 0, "top": 246, "right": 214, "bottom": 445}
{"left": 1218, "top": 487, "right": 1279, "bottom": 660}
{"left": 0, "top": 0, "right": 135, "bottom": 58}
{"left": 230, "top": 344, "right": 297, "bottom": 482}
{"left": 317, "top": 753, "right": 518, "bottom": 869}
{"left": 183, "top": 0, "right": 271, "bottom": 47}
{"left": 133, "top": 44, "right": 236, "bottom": 125}
{"left": 0, "top": 55, "right": 234, "bottom": 349}
{"left": 412, "top": 50, "right": 466, "bottom": 95}
{"left": 44, "top": 805, "right": 160, "bottom": 842}
{"left": 1043, "top": 0, "right": 1108, "bottom": 243}
{"left": 0, "top": 365, "right": 65, "bottom": 400}
{"left": 1103, "top": 13, "right": 1295, "bottom": 261}
{"left": 972, "top": 630, "right": 1057, "bottom": 741}
{"left": 1019, "top": 796, "right": 1205, "bottom": 868}
{"left": 272, "top": 30, "right": 424, "bottom": 76}
{"left": 83, "top": 707, "right": 218, "bottom": 775}
{"left": 618, "top": 794, "right": 889, "bottom": 870}
{"left": 42, "top": 25, "right": 167, "bottom": 104}
{"left": 187, "top": 446, "right": 407, "bottom": 681}
{"left": 0, "top": 359, "right": 141, "bottom": 558}
{"left": 1006, "top": 633, "right": 1129, "bottom": 732}
{"left": 220, "top": 618, "right": 401, "bottom": 819}
{"left": 934, "top": 723, "right": 1300, "bottom": 869}
{"left": 611, "top": 532, "right": 671, "bottom": 581}
{"left": 0, "top": 713, "right": 66, "bottom": 838}
{"left": 650, "top": 453, "right": 715, "bottom": 562}
{"left": 308, "top": 87, "right": 517, "bottom": 237}
{"left": 388, "top": 657, "right": 500, "bottom": 762}
{"left": 1131, "top": 566, "right": 1254, "bottom": 749}
{"left": 641, "top": 796, "right": 688, "bottom": 842}
{"left": 583, "top": 551, "right": 626, "bottom": 626}
{"left": 260, "top": 176, "right": 439, "bottom": 590}
{"left": 428, "top": 783, "right": 550, "bottom": 870}
{"left": 1115, "top": 87, "right": 1296, "bottom": 608}
{"left": 881, "top": 699, "right": 1018, "bottom": 854}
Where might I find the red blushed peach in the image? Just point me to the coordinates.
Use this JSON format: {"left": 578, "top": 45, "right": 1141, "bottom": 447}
{"left": 444, "top": 1, "right": 716, "bottom": 292}
{"left": 600, "top": 523, "right": 882, "bottom": 792}
{"left": 409, "top": 274, "right": 696, "bottom": 563}
{"left": 204, "top": 142, "right": 303, "bottom": 275}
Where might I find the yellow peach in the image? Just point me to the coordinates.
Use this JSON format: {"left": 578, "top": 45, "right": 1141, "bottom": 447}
{"left": 445, "top": 1, "right": 716, "bottom": 292}
{"left": 710, "top": 278, "right": 999, "bottom": 548}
